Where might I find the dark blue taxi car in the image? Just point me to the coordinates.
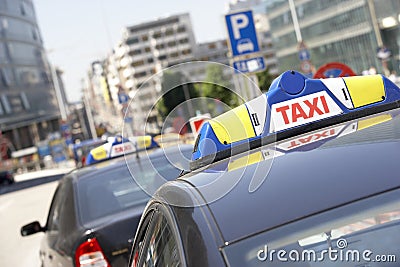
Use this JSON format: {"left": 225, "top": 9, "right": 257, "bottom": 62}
{"left": 129, "top": 71, "right": 400, "bottom": 266}
{"left": 21, "top": 144, "right": 193, "bottom": 267}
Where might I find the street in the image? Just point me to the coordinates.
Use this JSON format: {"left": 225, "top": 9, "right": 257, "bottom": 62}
{"left": 0, "top": 181, "right": 58, "bottom": 267}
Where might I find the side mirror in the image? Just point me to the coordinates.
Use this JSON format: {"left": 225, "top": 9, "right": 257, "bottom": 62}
{"left": 21, "top": 221, "right": 44, "bottom": 236}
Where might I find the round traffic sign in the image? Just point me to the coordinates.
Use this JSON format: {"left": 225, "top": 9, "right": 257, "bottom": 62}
{"left": 300, "top": 60, "right": 312, "bottom": 73}
{"left": 313, "top": 62, "right": 356, "bottom": 79}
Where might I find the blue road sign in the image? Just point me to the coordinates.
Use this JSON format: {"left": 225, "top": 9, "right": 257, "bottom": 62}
{"left": 118, "top": 93, "right": 130, "bottom": 104}
{"left": 225, "top": 10, "right": 260, "bottom": 57}
{"left": 298, "top": 49, "right": 310, "bottom": 61}
{"left": 233, "top": 57, "right": 266, "bottom": 73}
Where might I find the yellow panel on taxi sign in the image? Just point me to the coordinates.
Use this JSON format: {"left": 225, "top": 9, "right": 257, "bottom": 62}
{"left": 90, "top": 146, "right": 107, "bottom": 161}
{"left": 209, "top": 105, "right": 255, "bottom": 144}
{"left": 344, "top": 75, "right": 385, "bottom": 108}
{"left": 136, "top": 136, "right": 151, "bottom": 149}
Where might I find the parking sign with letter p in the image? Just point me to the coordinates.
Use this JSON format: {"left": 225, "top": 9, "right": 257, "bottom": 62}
{"left": 225, "top": 10, "right": 260, "bottom": 57}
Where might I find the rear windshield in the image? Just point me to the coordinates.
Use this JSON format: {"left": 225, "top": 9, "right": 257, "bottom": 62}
{"left": 76, "top": 147, "right": 191, "bottom": 224}
{"left": 223, "top": 189, "right": 400, "bottom": 266}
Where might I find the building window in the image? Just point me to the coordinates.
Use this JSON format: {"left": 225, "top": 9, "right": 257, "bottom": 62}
{"left": 165, "top": 28, "right": 174, "bottom": 36}
{"left": 144, "top": 47, "right": 151, "bottom": 53}
{"left": 20, "top": 92, "right": 30, "bottom": 110}
{"left": 20, "top": 1, "right": 34, "bottom": 18}
{"left": 158, "top": 55, "right": 167, "bottom": 61}
{"left": 128, "top": 49, "right": 141, "bottom": 56}
{"left": 181, "top": 49, "right": 191, "bottom": 55}
{"left": 1, "top": 95, "right": 11, "bottom": 114}
{"left": 126, "top": 37, "right": 139, "bottom": 45}
{"left": 147, "top": 58, "right": 154, "bottom": 63}
{"left": 156, "top": 44, "right": 165, "bottom": 49}
{"left": 167, "top": 41, "right": 176, "bottom": 47}
{"left": 177, "top": 26, "right": 186, "bottom": 33}
{"left": 20, "top": 2, "right": 26, "bottom": 15}
{"left": 283, "top": 12, "right": 289, "bottom": 25}
{"left": 170, "top": 52, "right": 178, "bottom": 58}
{"left": 179, "top": 38, "right": 189, "bottom": 44}
{"left": 8, "top": 94, "right": 23, "bottom": 112}
{"left": 142, "top": 35, "right": 148, "bottom": 41}
{"left": 153, "top": 31, "right": 162, "bottom": 38}
{"left": 8, "top": 42, "right": 38, "bottom": 64}
{"left": 31, "top": 28, "right": 37, "bottom": 41}
{"left": 134, "top": 71, "right": 147, "bottom": 79}
{"left": 1, "top": 68, "right": 13, "bottom": 87}
{"left": 132, "top": 60, "right": 145, "bottom": 67}
{"left": 0, "top": 43, "right": 6, "bottom": 61}
{"left": 15, "top": 67, "right": 40, "bottom": 86}
{"left": 297, "top": 4, "right": 304, "bottom": 18}
{"left": 41, "top": 71, "right": 50, "bottom": 83}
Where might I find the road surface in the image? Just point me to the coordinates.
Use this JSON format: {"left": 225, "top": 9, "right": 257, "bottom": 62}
{"left": 0, "top": 180, "right": 59, "bottom": 267}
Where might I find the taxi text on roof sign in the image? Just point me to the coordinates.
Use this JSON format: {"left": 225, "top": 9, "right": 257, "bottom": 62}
{"left": 85, "top": 135, "right": 159, "bottom": 165}
{"left": 191, "top": 70, "right": 400, "bottom": 167}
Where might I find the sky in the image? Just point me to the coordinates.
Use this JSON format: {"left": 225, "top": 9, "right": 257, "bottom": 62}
{"left": 34, "top": 0, "right": 230, "bottom": 102}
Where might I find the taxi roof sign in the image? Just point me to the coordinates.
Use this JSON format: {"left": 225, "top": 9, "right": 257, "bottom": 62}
{"left": 85, "top": 135, "right": 159, "bottom": 165}
{"left": 191, "top": 70, "right": 400, "bottom": 170}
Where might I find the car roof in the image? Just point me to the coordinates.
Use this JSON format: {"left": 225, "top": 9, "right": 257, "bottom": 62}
{"left": 177, "top": 108, "right": 400, "bottom": 245}
{"left": 68, "top": 144, "right": 193, "bottom": 180}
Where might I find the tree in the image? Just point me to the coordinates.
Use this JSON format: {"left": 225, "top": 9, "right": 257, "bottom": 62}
{"left": 256, "top": 68, "right": 276, "bottom": 92}
{"left": 157, "top": 71, "right": 199, "bottom": 120}
{"left": 201, "top": 64, "right": 241, "bottom": 113}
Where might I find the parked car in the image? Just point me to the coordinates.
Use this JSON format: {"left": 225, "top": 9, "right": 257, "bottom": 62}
{"left": 21, "top": 144, "right": 193, "bottom": 267}
{"left": 129, "top": 71, "right": 400, "bottom": 266}
{"left": 0, "top": 170, "right": 14, "bottom": 185}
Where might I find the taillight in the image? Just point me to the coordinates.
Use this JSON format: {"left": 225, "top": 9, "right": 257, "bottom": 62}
{"left": 75, "top": 238, "right": 110, "bottom": 267}
{"left": 132, "top": 250, "right": 139, "bottom": 267}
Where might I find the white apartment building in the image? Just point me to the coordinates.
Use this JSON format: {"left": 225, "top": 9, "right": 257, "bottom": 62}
{"left": 112, "top": 13, "right": 197, "bottom": 134}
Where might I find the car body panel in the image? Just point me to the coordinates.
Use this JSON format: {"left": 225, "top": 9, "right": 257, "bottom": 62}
{"left": 191, "top": 139, "right": 400, "bottom": 244}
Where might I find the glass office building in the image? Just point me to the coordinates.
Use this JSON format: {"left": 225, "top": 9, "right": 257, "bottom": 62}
{"left": 265, "top": 0, "right": 400, "bottom": 75}
{"left": 0, "top": 0, "right": 60, "bottom": 150}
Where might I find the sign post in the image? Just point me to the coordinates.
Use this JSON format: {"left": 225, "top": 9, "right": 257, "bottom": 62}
{"left": 225, "top": 10, "right": 264, "bottom": 100}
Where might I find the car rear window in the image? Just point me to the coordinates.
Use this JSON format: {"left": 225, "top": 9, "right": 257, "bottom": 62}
{"left": 76, "top": 148, "right": 191, "bottom": 224}
{"left": 223, "top": 188, "right": 400, "bottom": 266}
